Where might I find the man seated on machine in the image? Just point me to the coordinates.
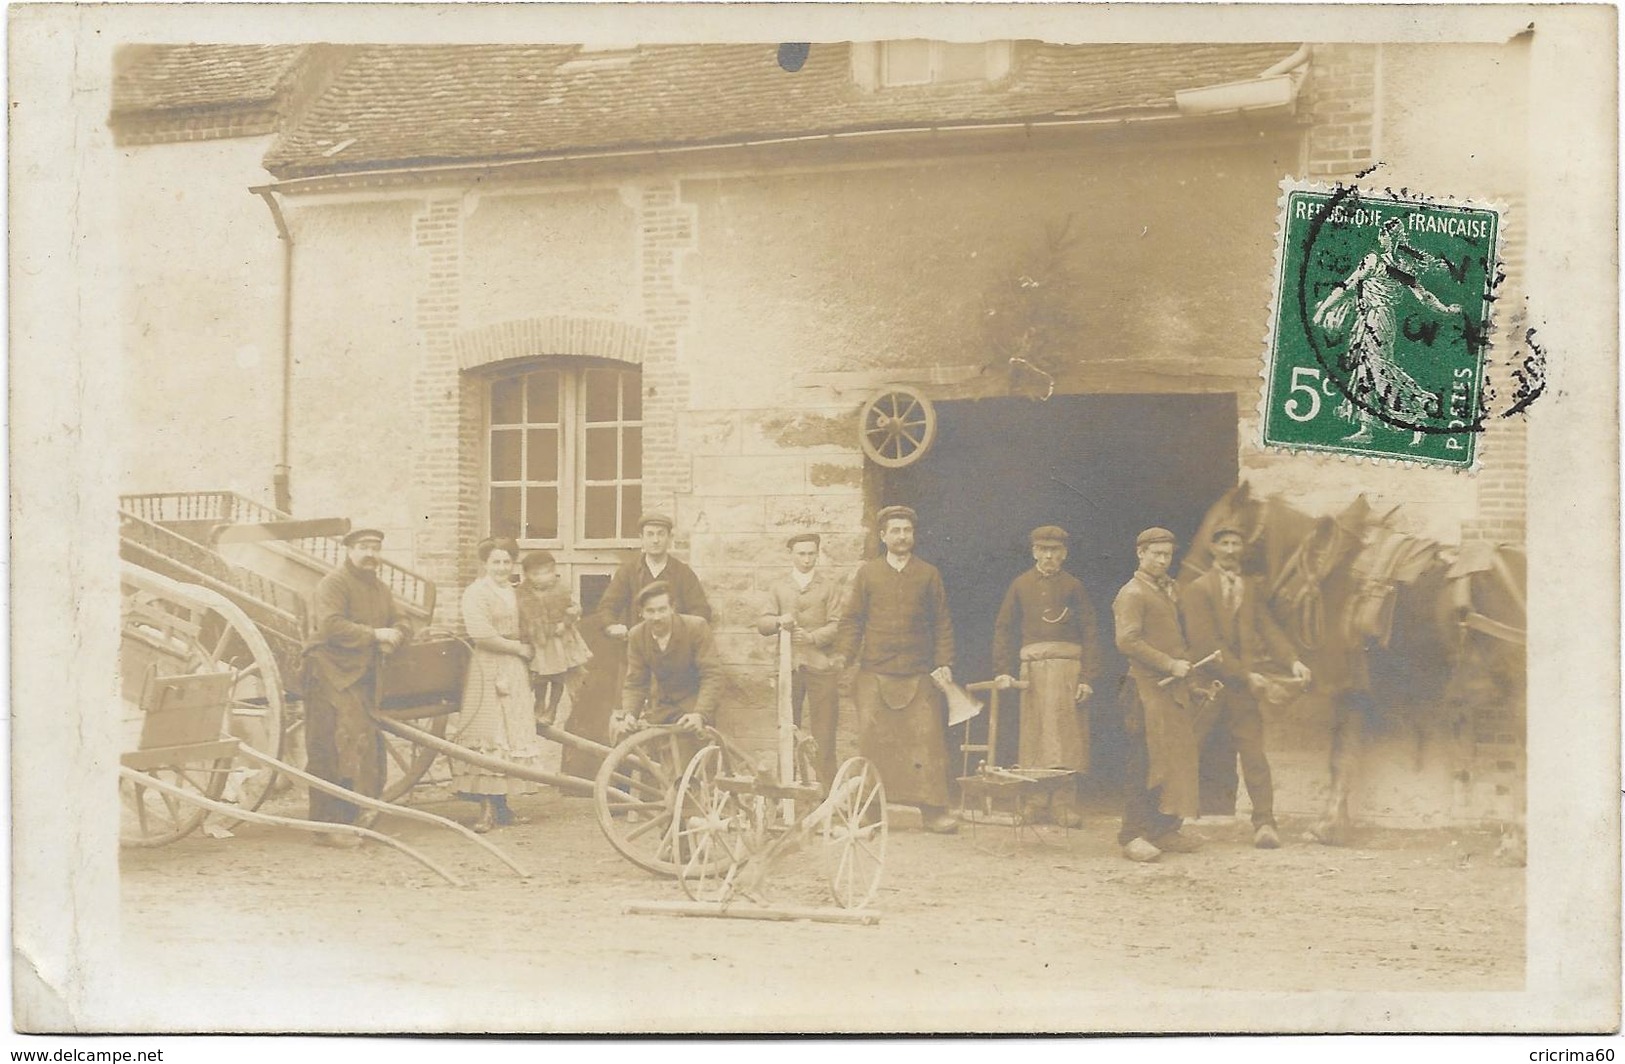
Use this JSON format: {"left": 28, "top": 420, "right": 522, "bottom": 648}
{"left": 610, "top": 581, "right": 724, "bottom": 741}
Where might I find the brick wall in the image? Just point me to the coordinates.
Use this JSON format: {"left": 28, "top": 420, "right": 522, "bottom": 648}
{"left": 639, "top": 179, "right": 697, "bottom": 515}
{"left": 410, "top": 196, "right": 467, "bottom": 619}
{"left": 1303, "top": 44, "right": 1378, "bottom": 176}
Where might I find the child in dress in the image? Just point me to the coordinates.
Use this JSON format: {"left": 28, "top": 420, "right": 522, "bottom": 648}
{"left": 517, "top": 551, "right": 593, "bottom": 730}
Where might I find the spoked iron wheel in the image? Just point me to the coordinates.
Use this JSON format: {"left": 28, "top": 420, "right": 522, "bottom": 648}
{"left": 119, "top": 567, "right": 286, "bottom": 847}
{"left": 120, "top": 756, "right": 232, "bottom": 847}
{"left": 674, "top": 745, "right": 762, "bottom": 904}
{"left": 378, "top": 707, "right": 450, "bottom": 803}
{"left": 593, "top": 727, "right": 704, "bottom": 876}
{"left": 858, "top": 386, "right": 937, "bottom": 469}
{"left": 821, "top": 756, "right": 888, "bottom": 909}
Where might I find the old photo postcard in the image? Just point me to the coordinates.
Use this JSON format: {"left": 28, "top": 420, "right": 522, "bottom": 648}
{"left": 9, "top": 1, "right": 1619, "bottom": 1037}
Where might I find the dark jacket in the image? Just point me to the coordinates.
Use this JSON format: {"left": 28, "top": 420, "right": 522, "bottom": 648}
{"left": 303, "top": 561, "right": 413, "bottom": 691}
{"left": 596, "top": 553, "right": 712, "bottom": 632}
{"left": 991, "top": 567, "right": 1101, "bottom": 679}
{"left": 834, "top": 555, "right": 954, "bottom": 676}
{"left": 1181, "top": 568, "right": 1297, "bottom": 683}
{"left": 622, "top": 614, "right": 724, "bottom": 723}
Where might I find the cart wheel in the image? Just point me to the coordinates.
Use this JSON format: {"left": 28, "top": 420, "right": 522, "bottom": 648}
{"left": 119, "top": 755, "right": 230, "bottom": 847}
{"left": 379, "top": 707, "right": 449, "bottom": 803}
{"left": 120, "top": 568, "right": 287, "bottom": 846}
{"left": 822, "top": 756, "right": 888, "bottom": 909}
{"left": 593, "top": 727, "right": 701, "bottom": 876}
{"left": 858, "top": 386, "right": 936, "bottom": 468}
{"left": 674, "top": 745, "right": 760, "bottom": 903}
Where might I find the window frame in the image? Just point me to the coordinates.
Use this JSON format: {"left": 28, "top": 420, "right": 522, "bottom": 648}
{"left": 479, "top": 358, "right": 644, "bottom": 552}
{"left": 868, "top": 40, "right": 1013, "bottom": 88}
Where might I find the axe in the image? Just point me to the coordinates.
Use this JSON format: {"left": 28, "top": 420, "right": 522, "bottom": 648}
{"left": 932, "top": 674, "right": 985, "bottom": 727}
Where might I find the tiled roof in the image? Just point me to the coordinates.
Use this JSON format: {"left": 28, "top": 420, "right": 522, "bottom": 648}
{"left": 111, "top": 44, "right": 309, "bottom": 117}
{"left": 262, "top": 42, "right": 1297, "bottom": 178}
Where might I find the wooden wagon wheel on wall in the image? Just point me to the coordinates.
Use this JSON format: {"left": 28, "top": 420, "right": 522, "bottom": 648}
{"left": 858, "top": 386, "right": 937, "bottom": 468}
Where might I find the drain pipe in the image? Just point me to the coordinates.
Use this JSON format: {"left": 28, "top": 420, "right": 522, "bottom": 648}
{"left": 1260, "top": 44, "right": 1312, "bottom": 79}
{"left": 252, "top": 185, "right": 294, "bottom": 514}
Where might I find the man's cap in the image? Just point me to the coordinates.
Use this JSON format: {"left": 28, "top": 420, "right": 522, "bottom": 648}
{"left": 876, "top": 504, "right": 918, "bottom": 528}
{"left": 521, "top": 549, "right": 557, "bottom": 570}
{"left": 1136, "top": 527, "right": 1177, "bottom": 549}
{"left": 1210, "top": 523, "right": 1246, "bottom": 542}
{"left": 342, "top": 527, "right": 385, "bottom": 547}
{"left": 637, "top": 513, "right": 674, "bottom": 532}
{"left": 786, "top": 532, "right": 821, "bottom": 550}
{"left": 635, "top": 581, "right": 673, "bottom": 608}
{"left": 1030, "top": 525, "right": 1069, "bottom": 546}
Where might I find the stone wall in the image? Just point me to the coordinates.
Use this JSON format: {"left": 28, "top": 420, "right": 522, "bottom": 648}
{"left": 257, "top": 42, "right": 1529, "bottom": 821}
{"left": 117, "top": 134, "right": 285, "bottom": 502}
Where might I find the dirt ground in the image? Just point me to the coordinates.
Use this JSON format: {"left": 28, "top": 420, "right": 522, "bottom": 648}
{"left": 116, "top": 776, "right": 1523, "bottom": 1033}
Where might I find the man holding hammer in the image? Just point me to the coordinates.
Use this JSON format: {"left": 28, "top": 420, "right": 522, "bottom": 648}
{"left": 1112, "top": 527, "right": 1215, "bottom": 862}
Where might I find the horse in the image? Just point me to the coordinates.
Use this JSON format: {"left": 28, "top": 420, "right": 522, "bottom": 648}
{"left": 1182, "top": 484, "right": 1526, "bottom": 844}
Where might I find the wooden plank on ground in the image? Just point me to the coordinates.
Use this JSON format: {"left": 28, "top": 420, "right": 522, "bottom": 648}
{"left": 624, "top": 900, "right": 881, "bottom": 926}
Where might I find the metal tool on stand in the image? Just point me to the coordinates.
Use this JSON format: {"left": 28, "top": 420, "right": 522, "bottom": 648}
{"left": 955, "top": 679, "right": 1075, "bottom": 849}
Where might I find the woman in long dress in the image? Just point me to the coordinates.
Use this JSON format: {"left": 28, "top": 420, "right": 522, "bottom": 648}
{"left": 455, "top": 537, "right": 547, "bottom": 832}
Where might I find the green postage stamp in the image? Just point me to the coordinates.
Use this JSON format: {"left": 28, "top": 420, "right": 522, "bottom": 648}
{"left": 1261, "top": 183, "right": 1501, "bottom": 469}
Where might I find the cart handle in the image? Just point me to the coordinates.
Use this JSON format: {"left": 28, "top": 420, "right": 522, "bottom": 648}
{"left": 966, "top": 679, "right": 1030, "bottom": 693}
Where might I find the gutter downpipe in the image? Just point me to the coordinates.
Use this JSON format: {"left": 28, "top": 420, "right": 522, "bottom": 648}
{"left": 1260, "top": 44, "right": 1313, "bottom": 79}
{"left": 252, "top": 186, "right": 295, "bottom": 514}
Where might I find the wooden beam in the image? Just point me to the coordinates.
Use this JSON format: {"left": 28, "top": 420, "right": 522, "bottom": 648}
{"left": 624, "top": 900, "right": 881, "bottom": 925}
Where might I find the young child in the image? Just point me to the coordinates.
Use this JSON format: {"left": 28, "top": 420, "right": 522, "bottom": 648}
{"left": 516, "top": 550, "right": 593, "bottom": 730}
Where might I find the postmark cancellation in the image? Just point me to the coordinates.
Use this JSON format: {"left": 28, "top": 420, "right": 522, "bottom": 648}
{"left": 1261, "top": 181, "right": 1503, "bottom": 470}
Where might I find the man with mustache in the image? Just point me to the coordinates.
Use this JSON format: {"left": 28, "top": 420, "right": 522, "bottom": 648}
{"left": 302, "top": 527, "right": 413, "bottom": 847}
{"left": 992, "top": 525, "right": 1101, "bottom": 827}
{"left": 1183, "top": 523, "right": 1311, "bottom": 849}
{"left": 833, "top": 505, "right": 959, "bottom": 834}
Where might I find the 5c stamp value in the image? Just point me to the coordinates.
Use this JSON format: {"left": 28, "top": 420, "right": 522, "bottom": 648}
{"left": 1262, "top": 182, "right": 1501, "bottom": 469}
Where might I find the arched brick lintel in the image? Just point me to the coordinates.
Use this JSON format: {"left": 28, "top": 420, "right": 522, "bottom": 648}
{"left": 454, "top": 317, "right": 648, "bottom": 372}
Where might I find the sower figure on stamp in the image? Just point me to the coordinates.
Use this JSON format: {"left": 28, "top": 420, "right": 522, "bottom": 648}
{"left": 991, "top": 524, "right": 1101, "bottom": 827}
{"left": 611, "top": 581, "right": 723, "bottom": 741}
{"left": 756, "top": 532, "right": 845, "bottom": 788}
{"left": 301, "top": 527, "right": 413, "bottom": 848}
{"left": 1184, "top": 524, "right": 1312, "bottom": 850}
{"left": 1113, "top": 527, "right": 1209, "bottom": 863}
{"left": 833, "top": 505, "right": 960, "bottom": 835}
{"left": 1311, "top": 216, "right": 1464, "bottom": 447}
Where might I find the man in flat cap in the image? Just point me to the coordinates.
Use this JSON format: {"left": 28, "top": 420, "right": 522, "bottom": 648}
{"left": 612, "top": 581, "right": 724, "bottom": 740}
{"left": 595, "top": 513, "right": 712, "bottom": 639}
{"left": 834, "top": 505, "right": 959, "bottom": 833}
{"left": 302, "top": 527, "right": 413, "bottom": 846}
{"left": 1183, "top": 523, "right": 1311, "bottom": 849}
{"left": 584, "top": 514, "right": 714, "bottom": 752}
{"left": 991, "top": 525, "right": 1101, "bottom": 827}
{"left": 756, "top": 532, "right": 846, "bottom": 786}
{"left": 1112, "top": 527, "right": 1204, "bottom": 862}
